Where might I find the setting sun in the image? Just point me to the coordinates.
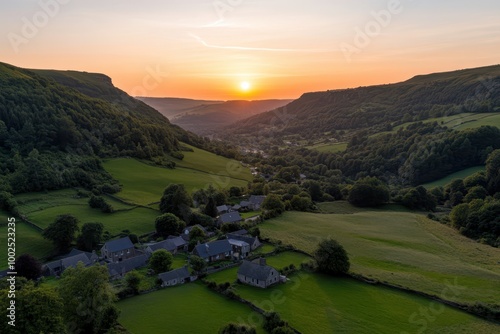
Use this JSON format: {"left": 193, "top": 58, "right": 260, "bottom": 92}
{"left": 240, "top": 81, "right": 251, "bottom": 92}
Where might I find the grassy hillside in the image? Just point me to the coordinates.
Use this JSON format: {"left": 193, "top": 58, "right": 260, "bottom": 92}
{"left": 234, "top": 272, "right": 499, "bottom": 334}
{"left": 422, "top": 166, "right": 485, "bottom": 188}
{"left": 103, "top": 150, "right": 251, "bottom": 206}
{"left": 259, "top": 203, "right": 500, "bottom": 305}
{"left": 118, "top": 282, "right": 266, "bottom": 334}
{"left": 307, "top": 142, "right": 348, "bottom": 153}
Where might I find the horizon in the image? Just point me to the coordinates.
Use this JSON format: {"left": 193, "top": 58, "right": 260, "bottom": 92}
{"left": 2, "top": 0, "right": 500, "bottom": 100}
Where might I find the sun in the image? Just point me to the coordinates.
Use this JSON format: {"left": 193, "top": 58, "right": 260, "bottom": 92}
{"left": 240, "top": 81, "right": 251, "bottom": 92}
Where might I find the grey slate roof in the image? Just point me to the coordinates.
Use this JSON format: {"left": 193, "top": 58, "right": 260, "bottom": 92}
{"left": 219, "top": 212, "right": 242, "bottom": 224}
{"left": 102, "top": 237, "right": 134, "bottom": 253}
{"left": 249, "top": 195, "right": 266, "bottom": 205}
{"left": 228, "top": 239, "right": 249, "bottom": 247}
{"left": 217, "top": 205, "right": 230, "bottom": 213}
{"left": 238, "top": 259, "right": 276, "bottom": 281}
{"left": 148, "top": 239, "right": 176, "bottom": 253}
{"left": 231, "top": 229, "right": 248, "bottom": 236}
{"left": 227, "top": 233, "right": 257, "bottom": 246}
{"left": 194, "top": 239, "right": 232, "bottom": 259}
{"left": 168, "top": 235, "right": 188, "bottom": 247}
{"left": 158, "top": 266, "right": 190, "bottom": 283}
{"left": 61, "top": 253, "right": 92, "bottom": 268}
{"left": 107, "top": 254, "right": 149, "bottom": 277}
{"left": 232, "top": 204, "right": 241, "bottom": 210}
{"left": 240, "top": 201, "right": 250, "bottom": 207}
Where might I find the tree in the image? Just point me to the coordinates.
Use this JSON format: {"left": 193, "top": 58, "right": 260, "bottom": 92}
{"left": 155, "top": 213, "right": 185, "bottom": 238}
{"left": 125, "top": 270, "right": 143, "bottom": 295}
{"left": 290, "top": 195, "right": 312, "bottom": 211}
{"left": 15, "top": 254, "right": 42, "bottom": 280}
{"left": 229, "top": 186, "right": 243, "bottom": 197}
{"left": 313, "top": 239, "right": 350, "bottom": 275}
{"left": 160, "top": 184, "right": 193, "bottom": 220}
{"left": 348, "top": 177, "right": 390, "bottom": 207}
{"left": 264, "top": 312, "right": 287, "bottom": 333}
{"left": 59, "top": 263, "right": 118, "bottom": 334}
{"left": 0, "top": 282, "right": 65, "bottom": 334}
{"left": 77, "top": 222, "right": 104, "bottom": 251}
{"left": 190, "top": 211, "right": 214, "bottom": 227}
{"left": 88, "top": 195, "right": 113, "bottom": 213}
{"left": 42, "top": 214, "right": 79, "bottom": 253}
{"left": 486, "top": 149, "right": 500, "bottom": 193}
{"left": 464, "top": 186, "right": 488, "bottom": 203}
{"left": 149, "top": 249, "right": 173, "bottom": 274}
{"left": 204, "top": 196, "right": 218, "bottom": 218}
{"left": 262, "top": 194, "right": 285, "bottom": 214}
{"left": 272, "top": 326, "right": 295, "bottom": 334}
{"left": 190, "top": 255, "right": 207, "bottom": 273}
{"left": 189, "top": 225, "right": 206, "bottom": 241}
{"left": 219, "top": 323, "right": 257, "bottom": 334}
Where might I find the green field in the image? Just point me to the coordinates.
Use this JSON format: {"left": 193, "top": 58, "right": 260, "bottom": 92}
{"left": 307, "top": 142, "right": 348, "bottom": 153}
{"left": 422, "top": 166, "right": 485, "bottom": 188}
{"left": 118, "top": 282, "right": 265, "bottom": 334}
{"left": 234, "top": 272, "right": 500, "bottom": 334}
{"left": 259, "top": 206, "right": 500, "bottom": 305}
{"left": 206, "top": 266, "right": 240, "bottom": 284}
{"left": 0, "top": 213, "right": 53, "bottom": 269}
{"left": 103, "top": 158, "right": 251, "bottom": 206}
{"left": 263, "top": 251, "right": 310, "bottom": 270}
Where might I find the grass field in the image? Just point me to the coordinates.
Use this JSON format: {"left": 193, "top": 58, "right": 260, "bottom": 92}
{"left": 307, "top": 142, "right": 348, "bottom": 153}
{"left": 234, "top": 272, "right": 500, "bottom": 334}
{"left": 103, "top": 158, "right": 250, "bottom": 206}
{"left": 118, "top": 282, "right": 266, "bottom": 334}
{"left": 259, "top": 205, "right": 500, "bottom": 305}
{"left": 422, "top": 166, "right": 485, "bottom": 188}
{"left": 0, "top": 212, "right": 53, "bottom": 269}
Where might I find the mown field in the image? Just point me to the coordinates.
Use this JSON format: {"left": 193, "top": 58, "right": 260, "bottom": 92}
{"left": 234, "top": 271, "right": 500, "bottom": 334}
{"left": 0, "top": 211, "right": 53, "bottom": 269}
{"left": 422, "top": 166, "right": 485, "bottom": 188}
{"left": 118, "top": 282, "right": 266, "bottom": 334}
{"left": 103, "top": 157, "right": 250, "bottom": 206}
{"left": 307, "top": 142, "right": 348, "bottom": 153}
{"left": 259, "top": 203, "right": 500, "bottom": 305}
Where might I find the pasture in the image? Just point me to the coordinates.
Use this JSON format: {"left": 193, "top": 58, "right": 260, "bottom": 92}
{"left": 307, "top": 142, "right": 348, "bottom": 153}
{"left": 103, "top": 158, "right": 250, "bottom": 206}
{"left": 422, "top": 166, "right": 485, "bottom": 188}
{"left": 234, "top": 272, "right": 500, "bottom": 334}
{"left": 118, "top": 282, "right": 266, "bottom": 334}
{"left": 259, "top": 207, "right": 500, "bottom": 305}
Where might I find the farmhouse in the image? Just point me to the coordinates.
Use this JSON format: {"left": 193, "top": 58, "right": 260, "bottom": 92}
{"left": 43, "top": 249, "right": 98, "bottom": 276}
{"left": 248, "top": 195, "right": 266, "bottom": 210}
{"left": 167, "top": 235, "right": 188, "bottom": 251}
{"left": 158, "top": 266, "right": 196, "bottom": 287}
{"left": 101, "top": 237, "right": 136, "bottom": 263}
{"left": 237, "top": 258, "right": 281, "bottom": 288}
{"left": 227, "top": 233, "right": 261, "bottom": 251}
{"left": 107, "top": 253, "right": 150, "bottom": 280}
{"left": 228, "top": 239, "right": 250, "bottom": 259}
{"left": 193, "top": 239, "right": 233, "bottom": 263}
{"left": 145, "top": 239, "right": 177, "bottom": 254}
{"left": 218, "top": 212, "right": 243, "bottom": 225}
{"left": 217, "top": 204, "right": 231, "bottom": 215}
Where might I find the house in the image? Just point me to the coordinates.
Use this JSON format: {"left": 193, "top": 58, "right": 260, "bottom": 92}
{"left": 193, "top": 239, "right": 233, "bottom": 263}
{"left": 217, "top": 205, "right": 231, "bottom": 215}
{"left": 249, "top": 195, "right": 266, "bottom": 210}
{"left": 228, "top": 239, "right": 250, "bottom": 259}
{"left": 218, "top": 212, "right": 242, "bottom": 225}
{"left": 167, "top": 235, "right": 188, "bottom": 251}
{"left": 145, "top": 239, "right": 177, "bottom": 255}
{"left": 43, "top": 249, "right": 98, "bottom": 276}
{"left": 107, "top": 253, "right": 149, "bottom": 280}
{"left": 101, "top": 237, "right": 136, "bottom": 263}
{"left": 239, "top": 201, "right": 250, "bottom": 210}
{"left": 227, "top": 233, "right": 261, "bottom": 251}
{"left": 237, "top": 258, "right": 282, "bottom": 288}
{"left": 232, "top": 204, "right": 241, "bottom": 211}
{"left": 158, "top": 266, "right": 196, "bottom": 287}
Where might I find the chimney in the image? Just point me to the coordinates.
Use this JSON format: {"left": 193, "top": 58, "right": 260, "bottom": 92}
{"left": 259, "top": 257, "right": 266, "bottom": 266}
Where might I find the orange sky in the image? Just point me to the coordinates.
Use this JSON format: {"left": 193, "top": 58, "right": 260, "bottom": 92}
{"left": 2, "top": 0, "right": 500, "bottom": 100}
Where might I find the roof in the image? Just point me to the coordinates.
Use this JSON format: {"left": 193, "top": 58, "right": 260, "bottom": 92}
{"left": 230, "top": 229, "right": 248, "bottom": 236}
{"left": 107, "top": 254, "right": 149, "bottom": 277}
{"left": 249, "top": 195, "right": 266, "bottom": 205}
{"left": 158, "top": 266, "right": 190, "bottom": 282}
{"left": 240, "top": 201, "right": 250, "bottom": 207}
{"left": 219, "top": 212, "right": 242, "bottom": 224}
{"left": 228, "top": 239, "right": 250, "bottom": 247}
{"left": 232, "top": 204, "right": 241, "bottom": 210}
{"left": 238, "top": 259, "right": 276, "bottom": 281}
{"left": 194, "top": 240, "right": 232, "bottom": 259}
{"left": 43, "top": 249, "right": 97, "bottom": 272}
{"left": 102, "top": 237, "right": 134, "bottom": 253}
{"left": 227, "top": 234, "right": 258, "bottom": 245}
{"left": 61, "top": 253, "right": 92, "bottom": 269}
{"left": 148, "top": 239, "right": 176, "bottom": 253}
{"left": 167, "top": 235, "right": 188, "bottom": 247}
{"left": 217, "top": 205, "right": 230, "bottom": 213}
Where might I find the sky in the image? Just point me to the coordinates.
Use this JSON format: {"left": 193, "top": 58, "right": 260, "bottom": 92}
{"left": 1, "top": 0, "right": 500, "bottom": 100}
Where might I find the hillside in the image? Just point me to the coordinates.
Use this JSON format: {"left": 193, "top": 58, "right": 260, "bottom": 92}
{"left": 226, "top": 65, "right": 500, "bottom": 141}
{"left": 0, "top": 62, "right": 201, "bottom": 194}
{"left": 140, "top": 98, "right": 292, "bottom": 135}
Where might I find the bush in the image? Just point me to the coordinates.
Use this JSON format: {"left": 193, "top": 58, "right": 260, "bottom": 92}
{"left": 313, "top": 239, "right": 350, "bottom": 275}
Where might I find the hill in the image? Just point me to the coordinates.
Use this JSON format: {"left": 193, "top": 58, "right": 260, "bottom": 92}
{"left": 225, "top": 65, "right": 500, "bottom": 141}
{"left": 140, "top": 98, "right": 292, "bottom": 135}
{"left": 0, "top": 62, "right": 202, "bottom": 194}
